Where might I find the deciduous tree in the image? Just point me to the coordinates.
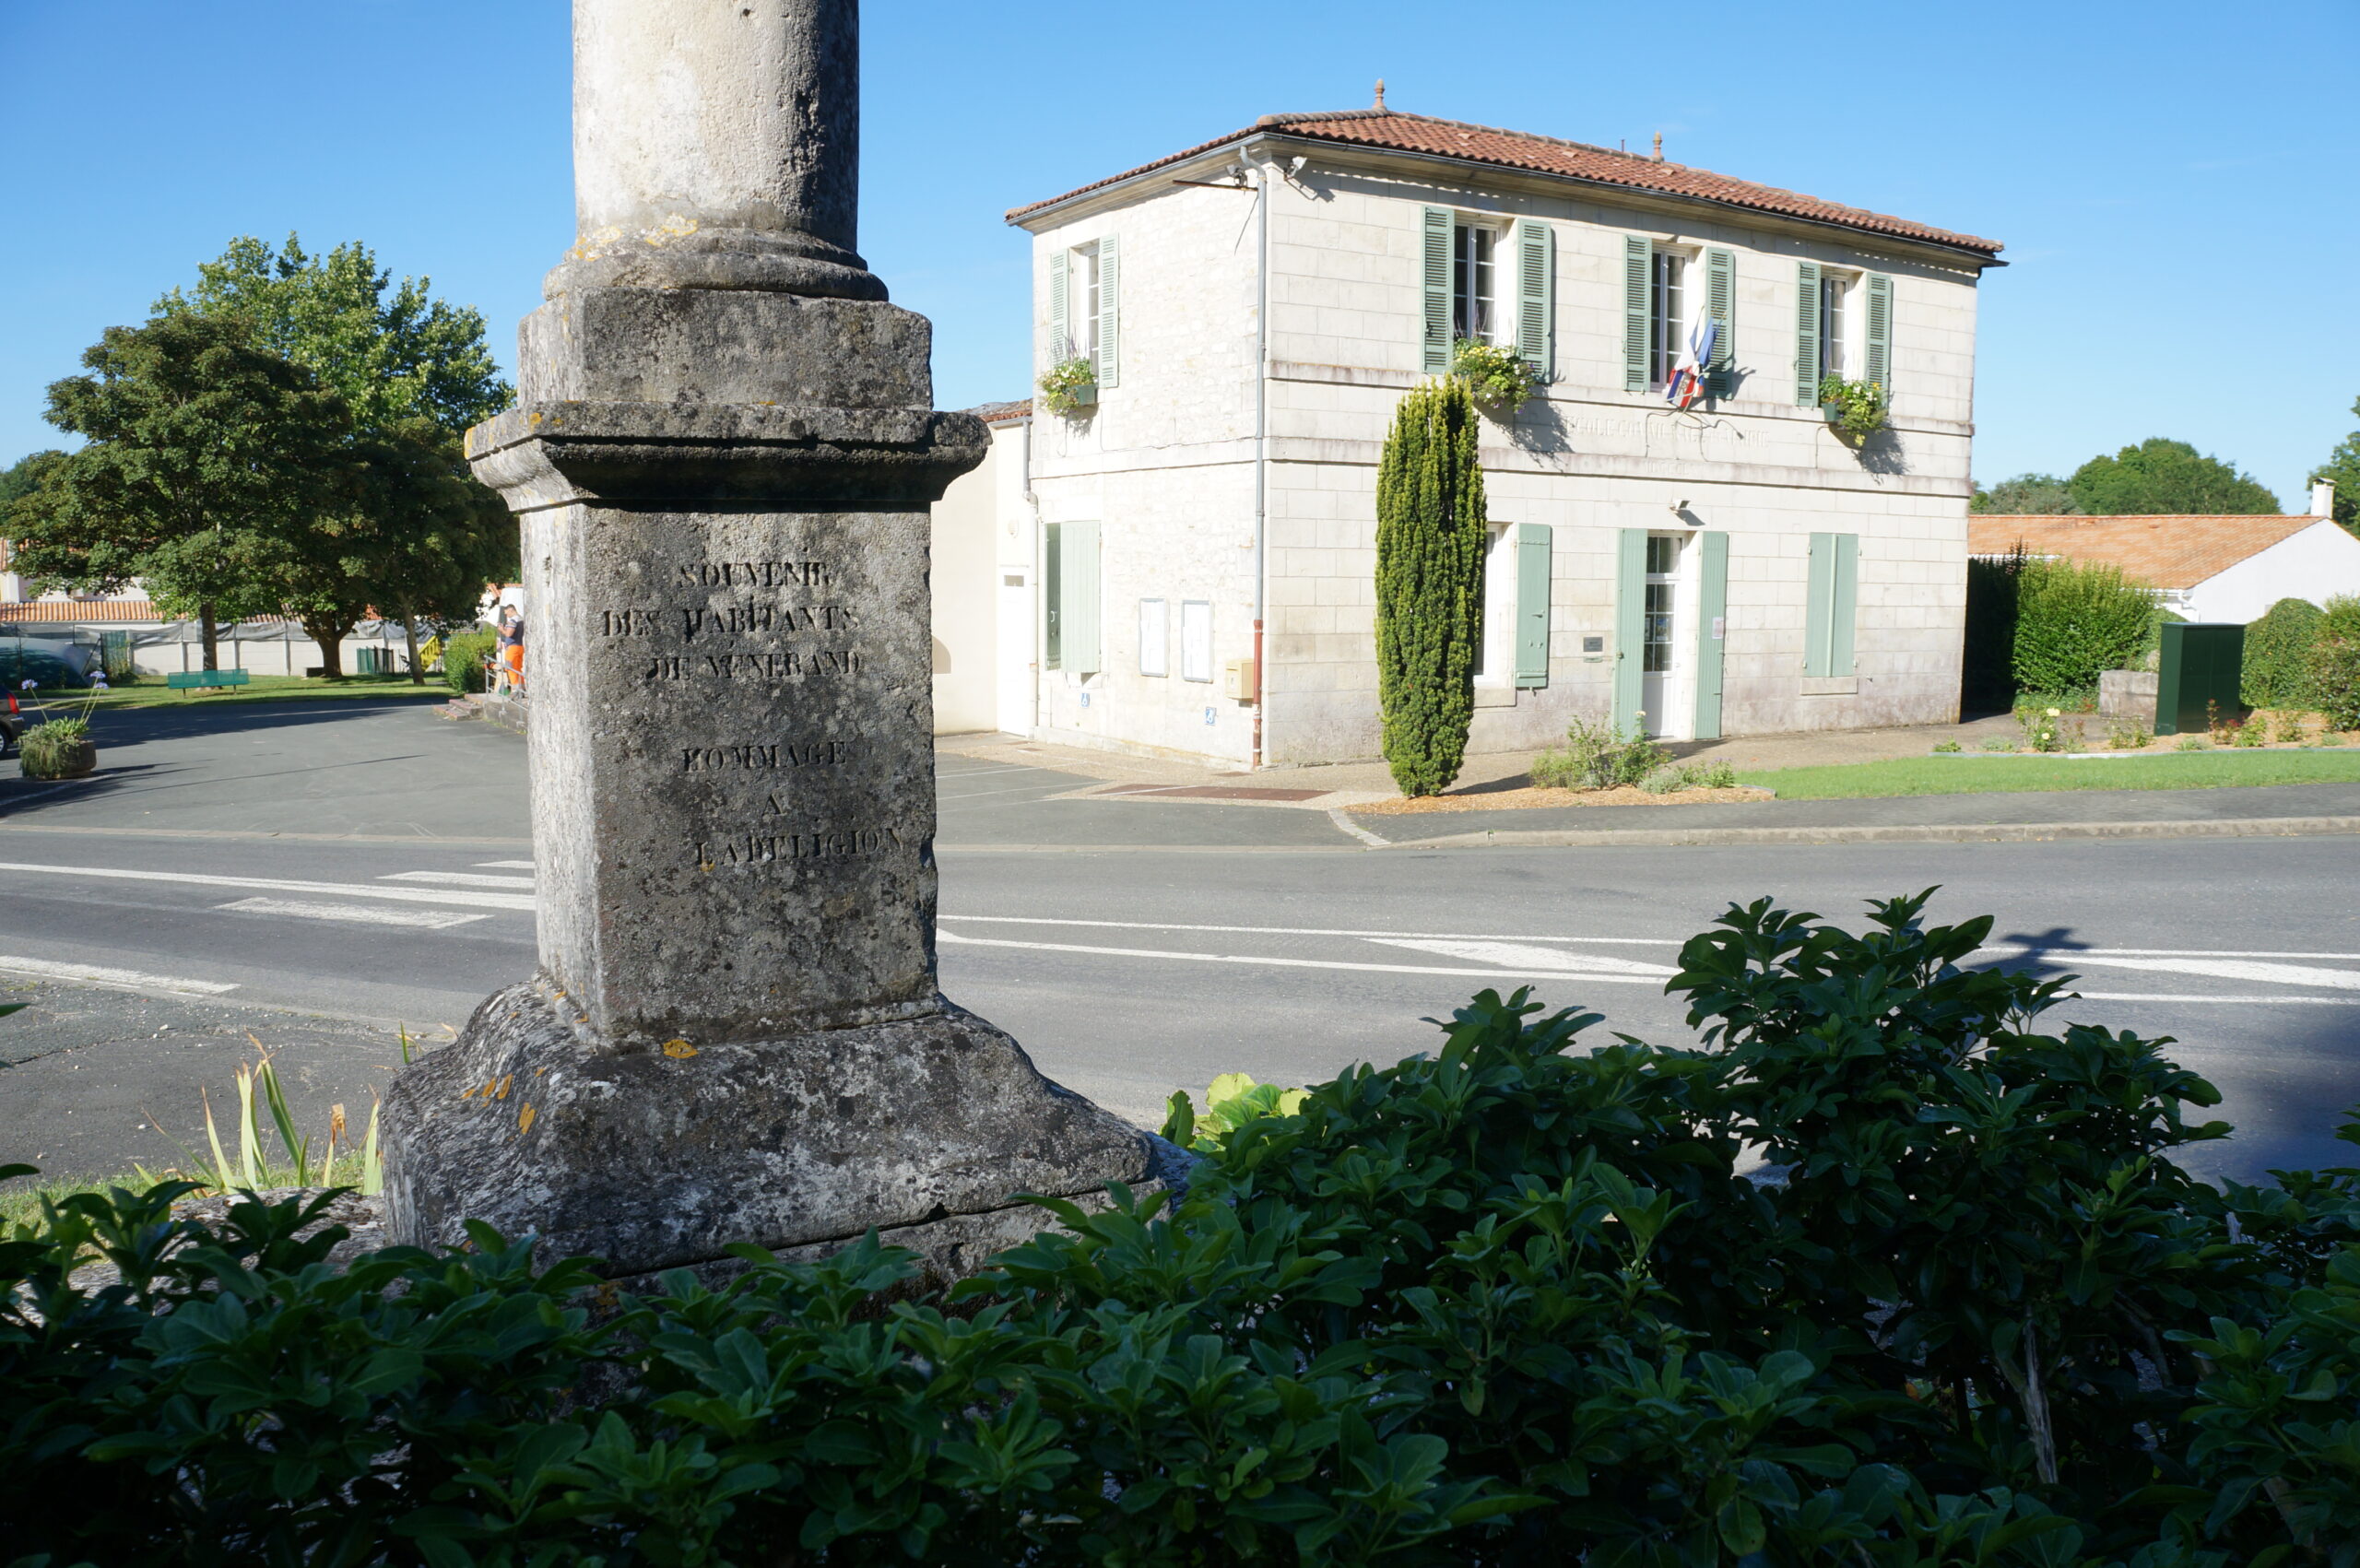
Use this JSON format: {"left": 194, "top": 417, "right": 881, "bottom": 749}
{"left": 8, "top": 314, "right": 346, "bottom": 669}
{"left": 2068, "top": 437, "right": 2281, "bottom": 516}
{"left": 1970, "top": 472, "right": 2076, "bottom": 514}
{"left": 2309, "top": 393, "right": 2360, "bottom": 536}
{"left": 1375, "top": 379, "right": 1486, "bottom": 797}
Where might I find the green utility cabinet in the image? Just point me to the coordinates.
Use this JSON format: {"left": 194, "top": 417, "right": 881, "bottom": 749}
{"left": 2154, "top": 622, "right": 2244, "bottom": 736}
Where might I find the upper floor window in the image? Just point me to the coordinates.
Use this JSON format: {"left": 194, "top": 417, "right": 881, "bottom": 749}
{"left": 1818, "top": 274, "right": 1850, "bottom": 381}
{"left": 1069, "top": 243, "right": 1101, "bottom": 362}
{"left": 1648, "top": 250, "right": 1687, "bottom": 388}
{"left": 1453, "top": 223, "right": 1497, "bottom": 342}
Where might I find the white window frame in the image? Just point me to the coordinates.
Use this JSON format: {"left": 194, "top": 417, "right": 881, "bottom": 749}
{"left": 1648, "top": 247, "right": 1696, "bottom": 389}
{"left": 1070, "top": 242, "right": 1100, "bottom": 362}
{"left": 1471, "top": 524, "right": 1516, "bottom": 686}
{"left": 1451, "top": 220, "right": 1504, "bottom": 345}
{"left": 1818, "top": 270, "right": 1858, "bottom": 382}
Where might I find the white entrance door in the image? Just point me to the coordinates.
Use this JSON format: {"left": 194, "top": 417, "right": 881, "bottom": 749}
{"left": 1640, "top": 533, "right": 1692, "bottom": 739}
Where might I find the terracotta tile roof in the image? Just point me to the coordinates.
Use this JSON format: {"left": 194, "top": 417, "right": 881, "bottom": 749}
{"left": 967, "top": 398, "right": 1032, "bottom": 424}
{"left": 1966, "top": 514, "right": 2333, "bottom": 590}
{"left": 0, "top": 599, "right": 161, "bottom": 623}
{"left": 1008, "top": 106, "right": 2000, "bottom": 258}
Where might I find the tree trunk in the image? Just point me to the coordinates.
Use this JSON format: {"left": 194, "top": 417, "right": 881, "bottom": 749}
{"left": 403, "top": 616, "right": 424, "bottom": 684}
{"left": 301, "top": 617, "right": 355, "bottom": 679}
{"left": 199, "top": 602, "right": 219, "bottom": 672}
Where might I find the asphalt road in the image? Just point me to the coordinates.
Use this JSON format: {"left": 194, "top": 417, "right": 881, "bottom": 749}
{"left": 1, "top": 699, "right": 2355, "bottom": 1189}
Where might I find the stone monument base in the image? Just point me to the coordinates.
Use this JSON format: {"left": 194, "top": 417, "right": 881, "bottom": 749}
{"left": 382, "top": 982, "right": 1183, "bottom": 1281}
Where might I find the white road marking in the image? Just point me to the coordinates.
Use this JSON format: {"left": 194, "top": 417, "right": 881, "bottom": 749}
{"left": 937, "top": 782, "right": 1076, "bottom": 803}
{"left": 379, "top": 871, "right": 537, "bottom": 889}
{"left": 474, "top": 859, "right": 536, "bottom": 869}
{"left": 1365, "top": 937, "right": 1679, "bottom": 976}
{"left": 0, "top": 860, "right": 534, "bottom": 911}
{"left": 1984, "top": 946, "right": 2360, "bottom": 962}
{"left": 939, "top": 929, "right": 1665, "bottom": 984}
{"left": 937, "top": 765, "right": 1066, "bottom": 780}
{"left": 0, "top": 954, "right": 237, "bottom": 996}
{"left": 2055, "top": 955, "right": 2360, "bottom": 992}
{"left": 939, "top": 932, "right": 2360, "bottom": 1006}
{"left": 939, "top": 914, "right": 1677, "bottom": 945}
{"left": 215, "top": 897, "right": 488, "bottom": 930}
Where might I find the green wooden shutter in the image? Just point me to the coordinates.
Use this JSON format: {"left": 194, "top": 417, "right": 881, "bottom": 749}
{"left": 1804, "top": 532, "right": 1834, "bottom": 677}
{"left": 1693, "top": 530, "right": 1729, "bottom": 739}
{"left": 1794, "top": 261, "right": 1821, "bottom": 405}
{"left": 1613, "top": 528, "right": 1646, "bottom": 730}
{"left": 1622, "top": 235, "right": 1652, "bottom": 392}
{"left": 1863, "top": 272, "right": 1892, "bottom": 395}
{"left": 1514, "top": 219, "right": 1554, "bottom": 380}
{"left": 1422, "top": 206, "right": 1454, "bottom": 373}
{"left": 1705, "top": 248, "right": 1736, "bottom": 398}
{"left": 1060, "top": 521, "right": 1101, "bottom": 675}
{"left": 1803, "top": 532, "right": 1858, "bottom": 678}
{"left": 1515, "top": 523, "right": 1552, "bottom": 688}
{"left": 1047, "top": 250, "right": 1068, "bottom": 364}
{"left": 1830, "top": 533, "right": 1858, "bottom": 678}
{"left": 1095, "top": 234, "right": 1120, "bottom": 389}
{"left": 1043, "top": 522, "right": 1062, "bottom": 668}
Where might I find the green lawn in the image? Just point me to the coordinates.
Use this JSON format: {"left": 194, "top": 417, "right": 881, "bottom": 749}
{"left": 23, "top": 673, "right": 453, "bottom": 712}
{"left": 1738, "top": 748, "right": 2360, "bottom": 800}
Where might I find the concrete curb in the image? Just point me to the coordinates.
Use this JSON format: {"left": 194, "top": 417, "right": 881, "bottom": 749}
{"left": 1368, "top": 814, "right": 2360, "bottom": 851}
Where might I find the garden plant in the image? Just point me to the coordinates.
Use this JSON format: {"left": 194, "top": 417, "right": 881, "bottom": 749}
{"left": 5, "top": 893, "right": 2357, "bottom": 1563}
{"left": 1375, "top": 379, "right": 1487, "bottom": 797}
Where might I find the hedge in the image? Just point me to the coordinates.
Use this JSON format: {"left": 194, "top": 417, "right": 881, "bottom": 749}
{"left": 2242, "top": 598, "right": 2324, "bottom": 709}
{"left": 440, "top": 629, "right": 496, "bottom": 695}
{"left": 2012, "top": 557, "right": 2158, "bottom": 695}
{"left": 2316, "top": 595, "right": 2360, "bottom": 730}
{"left": 6, "top": 893, "right": 2359, "bottom": 1564}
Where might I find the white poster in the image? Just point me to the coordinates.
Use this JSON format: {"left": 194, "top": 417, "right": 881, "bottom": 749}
{"left": 1138, "top": 598, "right": 1168, "bottom": 677}
{"left": 1181, "top": 600, "right": 1213, "bottom": 683}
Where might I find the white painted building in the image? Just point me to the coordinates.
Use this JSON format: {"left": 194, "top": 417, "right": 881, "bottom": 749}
{"left": 987, "top": 97, "right": 2005, "bottom": 768}
{"left": 1968, "top": 482, "right": 2360, "bottom": 625}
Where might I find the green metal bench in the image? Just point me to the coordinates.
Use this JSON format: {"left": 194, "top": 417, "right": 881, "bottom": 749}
{"left": 166, "top": 669, "right": 252, "bottom": 694}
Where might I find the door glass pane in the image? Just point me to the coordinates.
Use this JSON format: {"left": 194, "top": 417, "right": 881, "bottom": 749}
{"left": 1644, "top": 582, "right": 1674, "bottom": 674}
{"left": 1646, "top": 534, "right": 1678, "bottom": 575}
{"left": 1044, "top": 524, "right": 1062, "bottom": 668}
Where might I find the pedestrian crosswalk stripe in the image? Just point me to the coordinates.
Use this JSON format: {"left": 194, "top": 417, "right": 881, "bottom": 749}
{"left": 216, "top": 897, "right": 488, "bottom": 930}
{"left": 475, "top": 860, "right": 536, "bottom": 869}
{"left": 379, "top": 871, "right": 537, "bottom": 890}
{"left": 0, "top": 860, "right": 534, "bottom": 911}
{"left": 0, "top": 954, "right": 238, "bottom": 996}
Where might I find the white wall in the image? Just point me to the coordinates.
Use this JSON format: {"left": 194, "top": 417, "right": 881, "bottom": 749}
{"left": 2183, "top": 521, "right": 2360, "bottom": 624}
{"left": 927, "top": 422, "right": 1009, "bottom": 734}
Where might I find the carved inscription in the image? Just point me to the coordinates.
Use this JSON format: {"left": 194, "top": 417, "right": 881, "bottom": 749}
{"left": 695, "top": 827, "right": 904, "bottom": 867}
{"left": 677, "top": 560, "right": 830, "bottom": 589}
{"left": 681, "top": 603, "right": 856, "bottom": 640}
{"left": 680, "top": 741, "right": 856, "bottom": 772}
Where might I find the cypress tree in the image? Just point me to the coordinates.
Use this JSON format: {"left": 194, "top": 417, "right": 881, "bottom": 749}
{"left": 1375, "top": 378, "right": 1486, "bottom": 796}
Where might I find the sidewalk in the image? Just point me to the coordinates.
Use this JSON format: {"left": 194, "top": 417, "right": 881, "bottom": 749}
{"left": 935, "top": 725, "right": 2360, "bottom": 851}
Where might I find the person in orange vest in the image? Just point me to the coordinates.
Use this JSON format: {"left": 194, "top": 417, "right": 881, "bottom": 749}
{"left": 496, "top": 606, "right": 525, "bottom": 694}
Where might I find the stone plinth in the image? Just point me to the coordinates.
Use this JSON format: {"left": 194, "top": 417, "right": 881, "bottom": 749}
{"left": 382, "top": 0, "right": 1175, "bottom": 1275}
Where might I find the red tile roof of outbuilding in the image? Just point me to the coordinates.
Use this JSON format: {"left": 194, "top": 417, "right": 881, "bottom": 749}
{"left": 1966, "top": 514, "right": 2335, "bottom": 590}
{"left": 1009, "top": 107, "right": 2001, "bottom": 259}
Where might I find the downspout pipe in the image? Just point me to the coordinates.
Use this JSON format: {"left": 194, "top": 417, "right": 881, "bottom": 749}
{"left": 1248, "top": 140, "right": 1271, "bottom": 770}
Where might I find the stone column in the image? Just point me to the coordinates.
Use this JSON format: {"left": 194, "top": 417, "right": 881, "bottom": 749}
{"left": 382, "top": 0, "right": 1171, "bottom": 1282}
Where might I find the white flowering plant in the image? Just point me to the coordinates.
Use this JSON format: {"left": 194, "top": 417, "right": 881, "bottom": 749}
{"left": 1452, "top": 338, "right": 1538, "bottom": 411}
{"left": 1036, "top": 356, "right": 1097, "bottom": 417}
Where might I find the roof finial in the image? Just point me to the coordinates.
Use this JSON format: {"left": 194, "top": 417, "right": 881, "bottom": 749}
{"left": 1374, "top": 77, "right": 1386, "bottom": 111}
{"left": 1652, "top": 131, "right": 1663, "bottom": 161}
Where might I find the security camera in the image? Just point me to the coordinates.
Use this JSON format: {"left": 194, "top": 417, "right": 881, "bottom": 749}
{"left": 1287, "top": 155, "right": 1308, "bottom": 176}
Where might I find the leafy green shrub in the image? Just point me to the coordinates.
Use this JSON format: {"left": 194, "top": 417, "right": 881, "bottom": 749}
{"left": 2315, "top": 595, "right": 2360, "bottom": 731}
{"left": 8, "top": 893, "right": 2360, "bottom": 1565}
{"left": 2242, "top": 597, "right": 2325, "bottom": 709}
{"left": 17, "top": 715, "right": 92, "bottom": 779}
{"left": 1530, "top": 714, "right": 1670, "bottom": 789}
{"left": 1637, "top": 760, "right": 1740, "bottom": 794}
{"left": 440, "top": 628, "right": 495, "bottom": 694}
{"left": 2012, "top": 557, "right": 2159, "bottom": 693}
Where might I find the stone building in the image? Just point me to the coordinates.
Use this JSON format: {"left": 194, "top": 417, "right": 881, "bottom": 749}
{"left": 992, "top": 98, "right": 2004, "bottom": 768}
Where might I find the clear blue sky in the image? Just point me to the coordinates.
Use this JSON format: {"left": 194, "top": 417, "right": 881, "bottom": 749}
{"left": 4, "top": 1, "right": 2353, "bottom": 506}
